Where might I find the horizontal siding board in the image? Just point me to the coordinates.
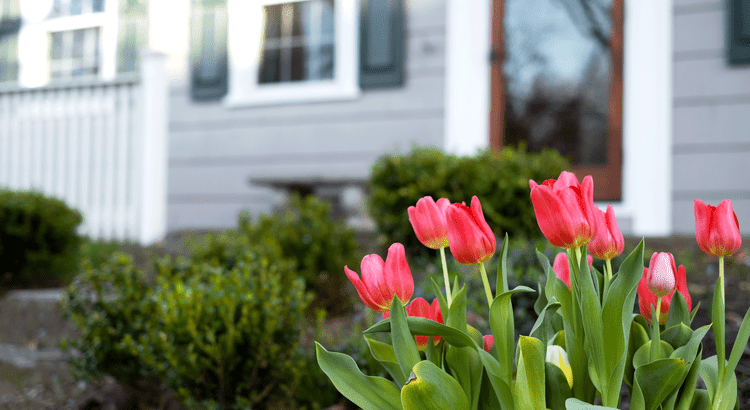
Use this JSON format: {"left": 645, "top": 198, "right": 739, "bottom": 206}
{"left": 169, "top": 116, "right": 443, "bottom": 160}
{"left": 407, "top": 0, "right": 446, "bottom": 31}
{"left": 673, "top": 198, "right": 750, "bottom": 234}
{"left": 673, "top": 8, "right": 722, "bottom": 53}
{"left": 673, "top": 58, "right": 750, "bottom": 98}
{"left": 672, "top": 152, "right": 750, "bottom": 192}
{"left": 673, "top": 104, "right": 750, "bottom": 144}
{"left": 673, "top": 0, "right": 721, "bottom": 7}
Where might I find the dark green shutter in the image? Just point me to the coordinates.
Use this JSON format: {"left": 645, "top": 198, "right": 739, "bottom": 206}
{"left": 0, "top": 0, "right": 20, "bottom": 83}
{"left": 190, "top": 0, "right": 228, "bottom": 101}
{"left": 359, "top": 0, "right": 405, "bottom": 89}
{"left": 728, "top": 0, "right": 750, "bottom": 65}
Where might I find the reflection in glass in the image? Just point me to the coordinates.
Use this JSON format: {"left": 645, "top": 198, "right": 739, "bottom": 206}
{"left": 502, "top": 0, "right": 612, "bottom": 166}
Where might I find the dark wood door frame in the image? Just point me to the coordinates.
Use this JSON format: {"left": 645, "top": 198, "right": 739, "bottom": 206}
{"left": 489, "top": 0, "right": 624, "bottom": 201}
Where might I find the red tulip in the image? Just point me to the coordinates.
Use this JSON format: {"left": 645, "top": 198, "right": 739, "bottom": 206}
{"left": 408, "top": 196, "right": 451, "bottom": 249}
{"left": 694, "top": 199, "right": 742, "bottom": 257}
{"left": 344, "top": 243, "right": 414, "bottom": 313}
{"left": 446, "top": 196, "right": 496, "bottom": 265}
{"left": 587, "top": 204, "right": 625, "bottom": 260}
{"left": 646, "top": 252, "right": 677, "bottom": 297}
{"left": 638, "top": 264, "right": 692, "bottom": 325}
{"left": 552, "top": 252, "right": 593, "bottom": 288}
{"left": 384, "top": 297, "right": 443, "bottom": 350}
{"left": 529, "top": 171, "right": 598, "bottom": 249}
{"left": 483, "top": 335, "right": 495, "bottom": 353}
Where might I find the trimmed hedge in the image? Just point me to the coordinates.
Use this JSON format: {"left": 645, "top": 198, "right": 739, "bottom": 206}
{"left": 0, "top": 189, "right": 82, "bottom": 286}
{"left": 368, "top": 146, "right": 569, "bottom": 257}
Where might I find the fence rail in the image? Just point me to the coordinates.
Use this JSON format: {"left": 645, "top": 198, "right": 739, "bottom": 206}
{"left": 0, "top": 52, "right": 168, "bottom": 245}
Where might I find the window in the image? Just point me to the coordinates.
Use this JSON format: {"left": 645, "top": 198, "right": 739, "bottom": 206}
{"left": 728, "top": 0, "right": 750, "bottom": 65}
{"left": 224, "top": 0, "right": 358, "bottom": 106}
{"left": 51, "top": 0, "right": 105, "bottom": 17}
{"left": 50, "top": 27, "right": 100, "bottom": 79}
{"left": 0, "top": 0, "right": 21, "bottom": 83}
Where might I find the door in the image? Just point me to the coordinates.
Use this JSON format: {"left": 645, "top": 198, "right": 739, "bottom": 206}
{"left": 490, "top": 0, "right": 624, "bottom": 201}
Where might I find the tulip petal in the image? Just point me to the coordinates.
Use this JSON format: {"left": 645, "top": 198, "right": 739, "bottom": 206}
{"left": 384, "top": 243, "right": 414, "bottom": 304}
{"left": 345, "top": 266, "right": 382, "bottom": 312}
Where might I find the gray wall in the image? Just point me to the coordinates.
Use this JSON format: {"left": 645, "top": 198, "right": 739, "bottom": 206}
{"left": 672, "top": 0, "right": 750, "bottom": 235}
{"left": 167, "top": 0, "right": 447, "bottom": 231}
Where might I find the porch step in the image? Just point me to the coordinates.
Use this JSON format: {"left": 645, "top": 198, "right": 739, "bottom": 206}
{"left": 0, "top": 289, "right": 79, "bottom": 351}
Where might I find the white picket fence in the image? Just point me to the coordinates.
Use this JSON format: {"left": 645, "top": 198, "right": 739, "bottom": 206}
{"left": 0, "top": 52, "right": 168, "bottom": 245}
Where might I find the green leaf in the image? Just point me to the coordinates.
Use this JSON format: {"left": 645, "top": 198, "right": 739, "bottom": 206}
{"left": 565, "top": 398, "right": 619, "bottom": 409}
{"left": 477, "top": 349, "right": 514, "bottom": 410}
{"left": 666, "top": 290, "right": 691, "bottom": 329}
{"left": 490, "top": 286, "right": 536, "bottom": 385}
{"left": 534, "top": 281, "right": 548, "bottom": 316}
{"left": 675, "top": 347, "right": 703, "bottom": 410}
{"left": 712, "top": 277, "right": 726, "bottom": 378}
{"left": 430, "top": 277, "right": 448, "bottom": 319}
{"left": 389, "top": 296, "right": 421, "bottom": 381}
{"left": 725, "top": 307, "right": 750, "bottom": 382}
{"left": 575, "top": 248, "right": 606, "bottom": 395}
{"left": 446, "top": 344, "right": 484, "bottom": 410}
{"left": 630, "top": 358, "right": 691, "bottom": 410}
{"left": 689, "top": 301, "right": 701, "bottom": 324}
{"left": 545, "top": 362, "right": 573, "bottom": 410}
{"left": 529, "top": 298, "right": 561, "bottom": 346}
{"left": 633, "top": 340, "right": 674, "bottom": 369}
{"left": 514, "top": 336, "right": 546, "bottom": 410}
{"left": 497, "top": 233, "right": 510, "bottom": 294}
{"left": 401, "top": 360, "right": 469, "bottom": 410}
{"left": 661, "top": 323, "right": 694, "bottom": 349}
{"left": 365, "top": 337, "right": 407, "bottom": 387}
{"left": 699, "top": 355, "right": 739, "bottom": 410}
{"left": 689, "top": 389, "right": 710, "bottom": 410}
{"left": 625, "top": 319, "right": 650, "bottom": 387}
{"left": 315, "top": 343, "right": 403, "bottom": 410}
{"left": 365, "top": 317, "right": 476, "bottom": 348}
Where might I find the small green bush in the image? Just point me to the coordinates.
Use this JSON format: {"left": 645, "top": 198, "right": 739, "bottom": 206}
{"left": 0, "top": 189, "right": 82, "bottom": 286}
{"left": 368, "top": 146, "right": 568, "bottom": 258}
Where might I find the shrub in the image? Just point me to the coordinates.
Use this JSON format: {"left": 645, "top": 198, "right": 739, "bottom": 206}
{"left": 0, "top": 189, "right": 82, "bottom": 286}
{"left": 368, "top": 146, "right": 568, "bottom": 258}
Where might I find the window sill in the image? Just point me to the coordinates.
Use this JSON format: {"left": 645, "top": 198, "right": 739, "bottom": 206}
{"left": 224, "top": 82, "right": 360, "bottom": 108}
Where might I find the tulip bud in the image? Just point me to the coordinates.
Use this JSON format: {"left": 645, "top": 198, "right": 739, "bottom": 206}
{"left": 552, "top": 252, "right": 593, "bottom": 289}
{"left": 344, "top": 243, "right": 414, "bottom": 313}
{"left": 383, "top": 297, "right": 443, "bottom": 350}
{"left": 529, "top": 171, "right": 598, "bottom": 249}
{"left": 446, "top": 196, "right": 496, "bottom": 265}
{"left": 587, "top": 204, "right": 625, "bottom": 260}
{"left": 546, "top": 345, "right": 573, "bottom": 389}
{"left": 646, "top": 252, "right": 676, "bottom": 297}
{"left": 483, "top": 335, "right": 494, "bottom": 353}
{"left": 638, "top": 264, "right": 692, "bottom": 325}
{"left": 694, "top": 199, "right": 742, "bottom": 257}
{"left": 408, "top": 197, "right": 451, "bottom": 249}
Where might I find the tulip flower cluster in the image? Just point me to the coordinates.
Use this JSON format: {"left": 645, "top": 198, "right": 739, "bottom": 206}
{"left": 316, "top": 171, "right": 749, "bottom": 410}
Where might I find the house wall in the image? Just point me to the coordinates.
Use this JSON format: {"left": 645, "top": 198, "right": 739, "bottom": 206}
{"left": 160, "top": 0, "right": 448, "bottom": 231}
{"left": 672, "top": 0, "right": 750, "bottom": 235}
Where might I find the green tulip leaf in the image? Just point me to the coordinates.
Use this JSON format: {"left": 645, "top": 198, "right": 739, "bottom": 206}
{"left": 477, "top": 349, "right": 514, "bottom": 410}
{"left": 497, "top": 233, "right": 510, "bottom": 294}
{"left": 446, "top": 344, "right": 483, "bottom": 409}
{"left": 401, "top": 360, "right": 469, "bottom": 410}
{"left": 575, "top": 248, "right": 606, "bottom": 395}
{"left": 315, "top": 343, "right": 403, "bottom": 410}
{"left": 689, "top": 301, "right": 701, "bottom": 324}
{"left": 661, "top": 323, "right": 694, "bottom": 349}
{"left": 430, "top": 277, "right": 448, "bottom": 320}
{"left": 534, "top": 281, "right": 548, "bottom": 316}
{"left": 490, "top": 285, "right": 535, "bottom": 385}
{"left": 688, "top": 389, "right": 710, "bottom": 410}
{"left": 389, "top": 296, "right": 421, "bottom": 381}
{"left": 671, "top": 324, "right": 711, "bottom": 363}
{"left": 565, "top": 398, "right": 619, "bottom": 409}
{"left": 365, "top": 337, "right": 407, "bottom": 387}
{"left": 699, "top": 355, "right": 738, "bottom": 410}
{"left": 675, "top": 346, "right": 703, "bottom": 410}
{"left": 514, "top": 336, "right": 546, "bottom": 410}
{"left": 725, "top": 307, "right": 750, "bottom": 383}
{"left": 666, "top": 290, "right": 691, "bottom": 329}
{"left": 529, "top": 298, "right": 561, "bottom": 346}
{"left": 545, "top": 361, "right": 573, "bottom": 410}
{"left": 624, "top": 319, "right": 650, "bottom": 388}
{"left": 633, "top": 340, "right": 674, "bottom": 369}
{"left": 631, "top": 358, "right": 691, "bottom": 410}
{"left": 712, "top": 278, "right": 727, "bottom": 378}
{"left": 364, "top": 317, "right": 476, "bottom": 348}
{"left": 447, "top": 286, "right": 468, "bottom": 332}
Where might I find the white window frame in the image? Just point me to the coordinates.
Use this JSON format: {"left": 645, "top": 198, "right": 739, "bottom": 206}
{"left": 225, "top": 0, "right": 359, "bottom": 107}
{"left": 17, "top": 0, "right": 117, "bottom": 87}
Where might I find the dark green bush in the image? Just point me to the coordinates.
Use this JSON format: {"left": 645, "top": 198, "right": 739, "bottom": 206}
{"left": 368, "top": 146, "right": 568, "bottom": 258}
{"left": 61, "top": 248, "right": 314, "bottom": 409}
{"left": 0, "top": 189, "right": 83, "bottom": 286}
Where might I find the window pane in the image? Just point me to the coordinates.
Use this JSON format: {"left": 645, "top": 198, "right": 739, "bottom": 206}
{"left": 264, "top": 5, "right": 282, "bottom": 39}
{"left": 92, "top": 0, "right": 104, "bottom": 12}
{"left": 258, "top": 49, "right": 281, "bottom": 83}
{"left": 502, "top": 0, "right": 612, "bottom": 166}
{"left": 50, "top": 27, "right": 99, "bottom": 79}
{"left": 198, "top": 10, "right": 218, "bottom": 80}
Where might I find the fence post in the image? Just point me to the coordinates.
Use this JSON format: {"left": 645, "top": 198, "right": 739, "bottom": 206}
{"left": 138, "top": 50, "right": 169, "bottom": 245}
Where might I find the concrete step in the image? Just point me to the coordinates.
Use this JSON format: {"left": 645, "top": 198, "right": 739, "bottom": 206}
{"left": 0, "top": 289, "right": 78, "bottom": 352}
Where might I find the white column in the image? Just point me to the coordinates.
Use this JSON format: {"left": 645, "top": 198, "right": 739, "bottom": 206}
{"left": 620, "top": 0, "right": 673, "bottom": 236}
{"left": 138, "top": 50, "right": 169, "bottom": 245}
{"left": 443, "top": 0, "right": 492, "bottom": 156}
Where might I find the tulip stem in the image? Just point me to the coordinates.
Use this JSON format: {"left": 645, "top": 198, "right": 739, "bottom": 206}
{"left": 717, "top": 255, "right": 726, "bottom": 389}
{"left": 478, "top": 262, "right": 494, "bottom": 308}
{"left": 440, "top": 247, "right": 452, "bottom": 306}
{"left": 603, "top": 258, "right": 613, "bottom": 300}
{"left": 650, "top": 296, "right": 663, "bottom": 362}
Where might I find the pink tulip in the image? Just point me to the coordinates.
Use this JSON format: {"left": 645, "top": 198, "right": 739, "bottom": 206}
{"left": 408, "top": 196, "right": 451, "bottom": 249}
{"left": 483, "top": 335, "right": 495, "bottom": 353}
{"left": 344, "top": 243, "right": 414, "bottom": 313}
{"left": 529, "top": 171, "right": 598, "bottom": 249}
{"left": 646, "top": 252, "right": 677, "bottom": 297}
{"left": 552, "top": 252, "right": 593, "bottom": 288}
{"left": 446, "top": 196, "right": 496, "bottom": 265}
{"left": 638, "top": 264, "right": 692, "bottom": 325}
{"left": 694, "top": 199, "right": 742, "bottom": 257}
{"left": 384, "top": 297, "right": 443, "bottom": 350}
{"left": 587, "top": 204, "right": 625, "bottom": 260}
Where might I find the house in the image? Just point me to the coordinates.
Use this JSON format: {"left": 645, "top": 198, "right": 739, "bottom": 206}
{"left": 0, "top": 0, "right": 748, "bottom": 243}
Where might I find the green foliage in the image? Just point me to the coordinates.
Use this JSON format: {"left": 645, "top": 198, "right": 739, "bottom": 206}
{"left": 189, "top": 193, "right": 360, "bottom": 314}
{"left": 61, "top": 248, "right": 315, "bottom": 409}
{"left": 368, "top": 146, "right": 568, "bottom": 257}
{"left": 0, "top": 189, "right": 82, "bottom": 286}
